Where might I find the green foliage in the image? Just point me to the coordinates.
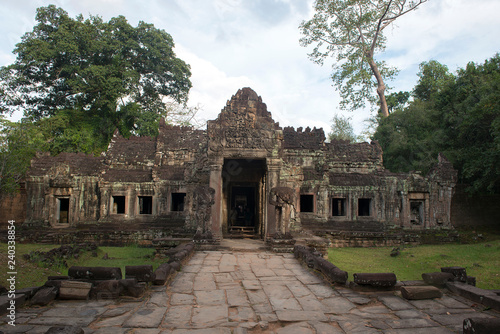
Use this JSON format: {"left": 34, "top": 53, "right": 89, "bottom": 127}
{"left": 386, "top": 91, "right": 410, "bottom": 114}
{"left": 0, "top": 5, "right": 196, "bottom": 196}
{"left": 373, "top": 54, "right": 500, "bottom": 194}
{"left": 0, "top": 118, "right": 47, "bottom": 197}
{"left": 0, "top": 5, "right": 192, "bottom": 141}
{"left": 373, "top": 100, "right": 447, "bottom": 174}
{"left": 413, "top": 60, "right": 455, "bottom": 102}
{"left": 328, "top": 113, "right": 362, "bottom": 142}
{"left": 299, "top": 0, "right": 426, "bottom": 116}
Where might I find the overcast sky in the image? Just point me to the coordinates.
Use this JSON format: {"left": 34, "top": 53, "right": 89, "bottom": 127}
{"left": 1, "top": 0, "right": 499, "bottom": 136}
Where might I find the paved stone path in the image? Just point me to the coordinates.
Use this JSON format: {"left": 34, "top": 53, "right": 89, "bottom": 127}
{"left": 2, "top": 250, "right": 499, "bottom": 333}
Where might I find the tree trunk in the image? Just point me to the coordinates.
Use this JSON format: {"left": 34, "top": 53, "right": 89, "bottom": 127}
{"left": 367, "top": 55, "right": 389, "bottom": 117}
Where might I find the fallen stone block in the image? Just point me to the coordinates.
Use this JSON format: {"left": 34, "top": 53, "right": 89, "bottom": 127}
{"left": 441, "top": 266, "right": 467, "bottom": 282}
{"left": 90, "top": 280, "right": 123, "bottom": 299}
{"left": 172, "top": 250, "right": 189, "bottom": 262}
{"left": 466, "top": 276, "right": 476, "bottom": 286}
{"left": 124, "top": 282, "right": 147, "bottom": 298}
{"left": 59, "top": 281, "right": 92, "bottom": 300}
{"left": 31, "top": 287, "right": 57, "bottom": 306}
{"left": 68, "top": 266, "right": 122, "bottom": 280}
{"left": 169, "top": 261, "right": 181, "bottom": 271}
{"left": 125, "top": 265, "right": 154, "bottom": 282}
{"left": 401, "top": 286, "right": 443, "bottom": 300}
{"left": 463, "top": 317, "right": 500, "bottom": 334}
{"left": 152, "top": 263, "right": 175, "bottom": 285}
{"left": 422, "top": 272, "right": 454, "bottom": 287}
{"left": 45, "top": 326, "right": 84, "bottom": 334}
{"left": 15, "top": 286, "right": 41, "bottom": 299}
{"left": 353, "top": 273, "right": 397, "bottom": 287}
{"left": 118, "top": 279, "right": 146, "bottom": 298}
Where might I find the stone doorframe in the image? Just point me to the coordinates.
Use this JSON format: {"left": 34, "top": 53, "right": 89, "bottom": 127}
{"left": 208, "top": 156, "right": 282, "bottom": 241}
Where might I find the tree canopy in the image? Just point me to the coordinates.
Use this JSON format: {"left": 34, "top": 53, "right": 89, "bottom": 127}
{"left": 0, "top": 5, "right": 192, "bottom": 147}
{"left": 0, "top": 5, "right": 194, "bottom": 197}
{"left": 328, "top": 113, "right": 362, "bottom": 143}
{"left": 300, "top": 0, "right": 427, "bottom": 117}
{"left": 373, "top": 54, "right": 500, "bottom": 195}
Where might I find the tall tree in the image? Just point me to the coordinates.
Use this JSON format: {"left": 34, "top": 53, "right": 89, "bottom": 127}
{"left": 0, "top": 5, "right": 192, "bottom": 141}
{"left": 373, "top": 55, "right": 500, "bottom": 195}
{"left": 300, "top": 0, "right": 427, "bottom": 117}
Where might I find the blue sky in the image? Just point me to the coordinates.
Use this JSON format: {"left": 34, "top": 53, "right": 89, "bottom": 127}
{"left": 1, "top": 0, "right": 499, "bottom": 137}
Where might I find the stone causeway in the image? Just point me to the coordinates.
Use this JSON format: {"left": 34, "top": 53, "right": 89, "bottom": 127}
{"left": 1, "top": 248, "right": 499, "bottom": 333}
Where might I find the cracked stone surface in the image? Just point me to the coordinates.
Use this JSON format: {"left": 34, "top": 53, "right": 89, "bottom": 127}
{"left": 1, "top": 250, "right": 499, "bottom": 333}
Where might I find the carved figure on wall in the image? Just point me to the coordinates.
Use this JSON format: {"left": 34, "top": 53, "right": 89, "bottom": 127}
{"left": 192, "top": 186, "right": 215, "bottom": 233}
{"left": 269, "top": 187, "right": 296, "bottom": 234}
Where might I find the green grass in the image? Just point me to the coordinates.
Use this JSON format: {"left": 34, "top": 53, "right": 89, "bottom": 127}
{"left": 328, "top": 240, "right": 500, "bottom": 289}
{"left": 0, "top": 243, "right": 163, "bottom": 290}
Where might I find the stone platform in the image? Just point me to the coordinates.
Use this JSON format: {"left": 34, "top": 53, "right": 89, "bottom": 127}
{"left": 1, "top": 250, "right": 499, "bottom": 333}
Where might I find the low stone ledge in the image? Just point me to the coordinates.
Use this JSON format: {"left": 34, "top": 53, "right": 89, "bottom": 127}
{"left": 441, "top": 266, "right": 467, "bottom": 283}
{"left": 401, "top": 286, "right": 443, "bottom": 300}
{"left": 59, "top": 281, "right": 92, "bottom": 300}
{"left": 446, "top": 282, "right": 500, "bottom": 311}
{"left": 353, "top": 273, "right": 397, "bottom": 287}
{"left": 125, "top": 265, "right": 153, "bottom": 282}
{"left": 68, "top": 266, "right": 122, "bottom": 280}
{"left": 90, "top": 280, "right": 123, "bottom": 299}
{"left": 463, "top": 317, "right": 500, "bottom": 334}
{"left": 294, "top": 245, "right": 348, "bottom": 285}
{"left": 422, "top": 272, "right": 455, "bottom": 287}
{"left": 152, "top": 263, "right": 176, "bottom": 286}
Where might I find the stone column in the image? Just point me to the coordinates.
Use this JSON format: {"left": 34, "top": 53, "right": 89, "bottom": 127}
{"left": 209, "top": 163, "right": 223, "bottom": 240}
{"left": 266, "top": 161, "right": 281, "bottom": 237}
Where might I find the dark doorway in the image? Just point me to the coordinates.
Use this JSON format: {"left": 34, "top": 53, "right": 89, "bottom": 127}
{"left": 139, "top": 196, "right": 153, "bottom": 215}
{"left": 58, "top": 198, "right": 69, "bottom": 224}
{"left": 171, "top": 193, "right": 186, "bottom": 212}
{"left": 113, "top": 196, "right": 126, "bottom": 214}
{"left": 332, "top": 198, "right": 346, "bottom": 216}
{"left": 222, "top": 158, "right": 265, "bottom": 238}
{"left": 229, "top": 186, "right": 256, "bottom": 227}
{"left": 300, "top": 194, "right": 314, "bottom": 213}
{"left": 358, "top": 198, "right": 371, "bottom": 217}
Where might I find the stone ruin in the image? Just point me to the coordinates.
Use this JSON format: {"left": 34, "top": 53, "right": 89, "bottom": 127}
{"left": 12, "top": 87, "right": 457, "bottom": 245}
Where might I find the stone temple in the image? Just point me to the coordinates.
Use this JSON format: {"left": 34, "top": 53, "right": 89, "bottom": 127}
{"left": 22, "top": 88, "right": 457, "bottom": 244}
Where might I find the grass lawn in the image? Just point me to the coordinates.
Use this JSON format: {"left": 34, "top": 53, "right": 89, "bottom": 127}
{"left": 328, "top": 240, "right": 500, "bottom": 289}
{"left": 0, "top": 243, "right": 162, "bottom": 290}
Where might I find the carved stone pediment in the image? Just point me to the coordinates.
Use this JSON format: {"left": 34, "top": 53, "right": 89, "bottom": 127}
{"left": 48, "top": 163, "right": 71, "bottom": 178}
{"left": 207, "top": 87, "right": 281, "bottom": 153}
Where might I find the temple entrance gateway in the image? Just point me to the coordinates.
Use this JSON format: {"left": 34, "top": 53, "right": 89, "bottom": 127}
{"left": 222, "top": 159, "right": 266, "bottom": 238}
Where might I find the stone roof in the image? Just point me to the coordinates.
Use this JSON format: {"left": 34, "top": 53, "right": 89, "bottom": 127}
{"left": 29, "top": 152, "right": 103, "bottom": 177}
{"left": 101, "top": 131, "right": 156, "bottom": 182}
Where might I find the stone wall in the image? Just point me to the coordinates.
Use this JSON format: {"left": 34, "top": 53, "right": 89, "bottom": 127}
{"left": 0, "top": 186, "right": 26, "bottom": 228}
{"left": 3, "top": 88, "right": 461, "bottom": 245}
